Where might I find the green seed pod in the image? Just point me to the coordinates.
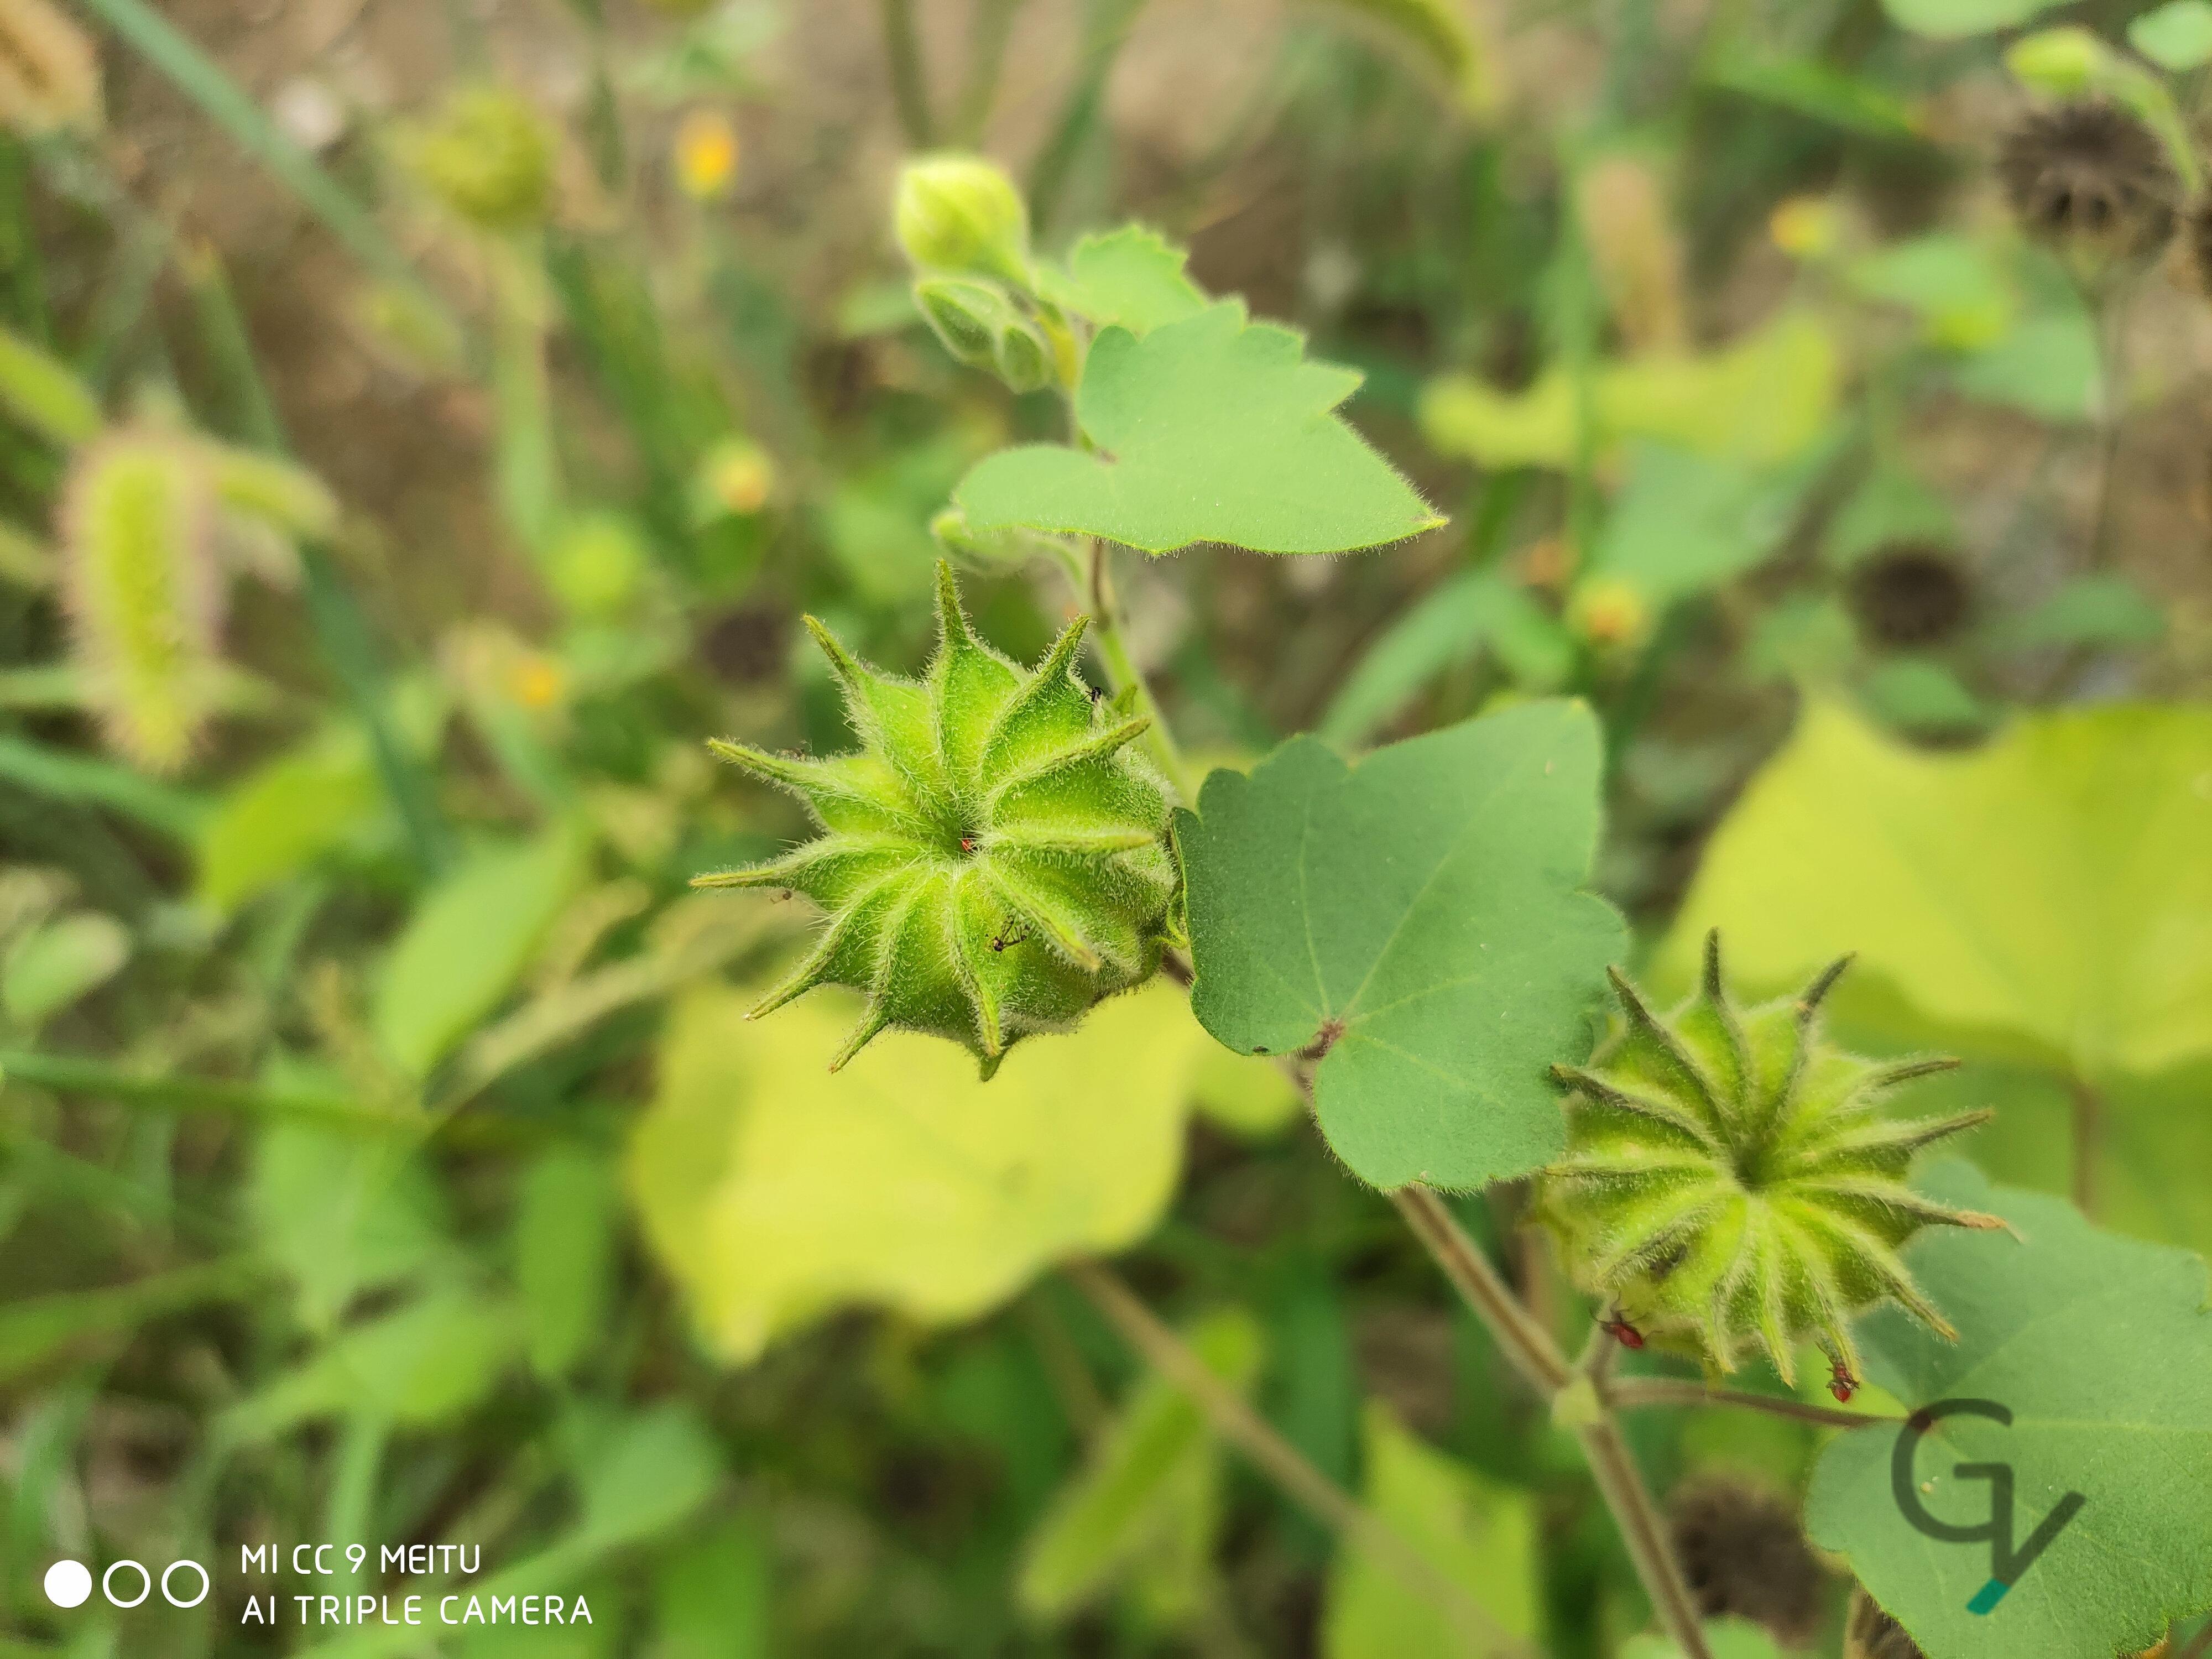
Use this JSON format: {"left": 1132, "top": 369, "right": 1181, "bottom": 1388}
{"left": 61, "top": 434, "right": 220, "bottom": 774}
{"left": 405, "top": 86, "right": 555, "bottom": 231}
{"left": 695, "top": 563, "right": 1176, "bottom": 1076}
{"left": 1533, "top": 933, "right": 2002, "bottom": 1384}
{"left": 894, "top": 152, "right": 1030, "bottom": 284}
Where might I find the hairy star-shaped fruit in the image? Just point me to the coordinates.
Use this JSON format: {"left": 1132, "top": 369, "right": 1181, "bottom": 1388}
{"left": 1533, "top": 933, "right": 2001, "bottom": 1384}
{"left": 695, "top": 564, "right": 1176, "bottom": 1074}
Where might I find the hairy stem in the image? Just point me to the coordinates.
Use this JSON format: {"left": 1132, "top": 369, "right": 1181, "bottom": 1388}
{"left": 1607, "top": 1376, "right": 1897, "bottom": 1430}
{"left": 1389, "top": 1187, "right": 1714, "bottom": 1659}
{"left": 1575, "top": 1415, "right": 1713, "bottom": 1657}
{"left": 1081, "top": 538, "right": 1195, "bottom": 798}
{"left": 1389, "top": 1187, "right": 1571, "bottom": 1392}
{"left": 1069, "top": 1260, "right": 1530, "bottom": 1657}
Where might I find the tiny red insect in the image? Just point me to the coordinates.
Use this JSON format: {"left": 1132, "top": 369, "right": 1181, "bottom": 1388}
{"left": 959, "top": 836, "right": 977, "bottom": 853}
{"left": 1828, "top": 1361, "right": 1858, "bottom": 1403}
{"left": 1598, "top": 1312, "right": 1645, "bottom": 1350}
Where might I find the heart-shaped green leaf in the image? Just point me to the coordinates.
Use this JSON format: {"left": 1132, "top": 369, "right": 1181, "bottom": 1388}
{"left": 1180, "top": 701, "right": 1626, "bottom": 1190}
{"left": 953, "top": 301, "right": 1443, "bottom": 556}
{"left": 1806, "top": 1161, "right": 2212, "bottom": 1659}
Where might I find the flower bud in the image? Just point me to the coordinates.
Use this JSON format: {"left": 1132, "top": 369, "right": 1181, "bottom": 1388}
{"left": 894, "top": 152, "right": 1030, "bottom": 284}
{"left": 405, "top": 86, "right": 555, "bottom": 231}
{"left": 914, "top": 276, "right": 1054, "bottom": 392}
{"left": 692, "top": 437, "right": 775, "bottom": 522}
{"left": 1567, "top": 576, "right": 1651, "bottom": 652}
{"left": 672, "top": 108, "right": 739, "bottom": 201}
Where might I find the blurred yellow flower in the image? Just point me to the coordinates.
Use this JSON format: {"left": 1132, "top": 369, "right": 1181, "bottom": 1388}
{"left": 509, "top": 654, "right": 566, "bottom": 710}
{"left": 1568, "top": 576, "right": 1651, "bottom": 652}
{"left": 1769, "top": 196, "right": 1840, "bottom": 262}
{"left": 674, "top": 110, "right": 740, "bottom": 201}
{"left": 0, "top": 0, "right": 100, "bottom": 135}
{"left": 696, "top": 438, "right": 774, "bottom": 519}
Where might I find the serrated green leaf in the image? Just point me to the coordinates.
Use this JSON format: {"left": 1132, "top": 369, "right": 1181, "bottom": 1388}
{"left": 1656, "top": 702, "right": 2212, "bottom": 1083}
{"left": 372, "top": 822, "right": 590, "bottom": 1076}
{"left": 1181, "top": 701, "right": 1627, "bottom": 1191}
{"left": 1421, "top": 310, "right": 1838, "bottom": 472}
{"left": 1033, "top": 226, "right": 1208, "bottom": 335}
{"left": 628, "top": 980, "right": 1207, "bottom": 1361}
{"left": 1018, "top": 1307, "right": 1264, "bottom": 1620}
{"left": 2132, "top": 0, "right": 2212, "bottom": 69}
{"left": 1322, "top": 1405, "right": 1541, "bottom": 1656}
{"left": 954, "top": 301, "right": 1443, "bottom": 556}
{"left": 1805, "top": 1161, "right": 2212, "bottom": 1659}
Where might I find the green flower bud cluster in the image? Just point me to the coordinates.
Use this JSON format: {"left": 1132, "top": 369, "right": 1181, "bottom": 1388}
{"left": 696, "top": 564, "right": 1177, "bottom": 1075}
{"left": 1533, "top": 935, "right": 2001, "bottom": 1386}
{"left": 894, "top": 153, "right": 1063, "bottom": 394}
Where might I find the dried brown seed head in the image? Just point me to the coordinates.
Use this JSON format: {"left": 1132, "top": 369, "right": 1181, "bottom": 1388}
{"left": 1998, "top": 100, "right": 2179, "bottom": 267}
{"left": 1669, "top": 1476, "right": 1827, "bottom": 1648}
{"left": 1849, "top": 542, "right": 1974, "bottom": 651}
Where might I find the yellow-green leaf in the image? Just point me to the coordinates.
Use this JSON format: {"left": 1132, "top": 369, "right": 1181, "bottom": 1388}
{"left": 1656, "top": 702, "right": 2212, "bottom": 1083}
{"left": 629, "top": 980, "right": 1208, "bottom": 1362}
{"left": 1322, "top": 1405, "right": 1541, "bottom": 1656}
{"left": 1420, "top": 310, "right": 1837, "bottom": 472}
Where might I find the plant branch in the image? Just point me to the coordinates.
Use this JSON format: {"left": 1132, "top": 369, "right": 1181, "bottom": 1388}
{"left": 1389, "top": 1187, "right": 1571, "bottom": 1394}
{"left": 1068, "top": 1260, "right": 1531, "bottom": 1657}
{"left": 878, "top": 0, "right": 936, "bottom": 149}
{"left": 1574, "top": 1414, "right": 1714, "bottom": 1659}
{"left": 1387, "top": 1187, "right": 1713, "bottom": 1659}
{"left": 1606, "top": 1376, "right": 1899, "bottom": 1430}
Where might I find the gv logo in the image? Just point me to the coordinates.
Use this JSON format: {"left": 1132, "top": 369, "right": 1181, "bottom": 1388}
{"left": 1890, "top": 1399, "right": 2085, "bottom": 1614}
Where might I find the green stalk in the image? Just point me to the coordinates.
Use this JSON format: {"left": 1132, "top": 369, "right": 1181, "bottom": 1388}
{"left": 181, "top": 247, "right": 453, "bottom": 876}
{"left": 879, "top": 0, "right": 936, "bottom": 148}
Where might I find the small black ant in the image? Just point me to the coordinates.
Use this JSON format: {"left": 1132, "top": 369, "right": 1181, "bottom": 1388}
{"left": 1088, "top": 684, "right": 1104, "bottom": 705}
{"left": 989, "top": 920, "right": 1031, "bottom": 953}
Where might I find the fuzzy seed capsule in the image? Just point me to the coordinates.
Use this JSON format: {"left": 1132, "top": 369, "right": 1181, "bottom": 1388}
{"left": 695, "top": 562, "right": 1176, "bottom": 1074}
{"left": 1533, "top": 933, "right": 2002, "bottom": 1385}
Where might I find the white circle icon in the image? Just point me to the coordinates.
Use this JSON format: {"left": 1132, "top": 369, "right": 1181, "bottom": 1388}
{"left": 44, "top": 1560, "right": 92, "bottom": 1609}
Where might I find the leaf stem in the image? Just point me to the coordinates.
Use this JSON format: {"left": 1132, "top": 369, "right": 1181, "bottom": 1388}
{"left": 1606, "top": 1376, "right": 1898, "bottom": 1430}
{"left": 1387, "top": 1186, "right": 1715, "bottom": 1659}
{"left": 1068, "top": 1259, "right": 1531, "bottom": 1657}
{"left": 1080, "top": 537, "right": 1196, "bottom": 799}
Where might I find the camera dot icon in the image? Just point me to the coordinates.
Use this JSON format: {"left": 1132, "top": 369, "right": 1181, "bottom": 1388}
{"left": 44, "top": 1560, "right": 92, "bottom": 1609}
